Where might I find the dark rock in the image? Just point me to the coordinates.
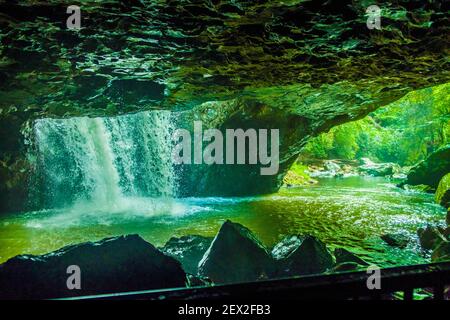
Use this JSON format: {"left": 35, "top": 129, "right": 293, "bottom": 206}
{"left": 186, "top": 274, "right": 211, "bottom": 287}
{"left": 334, "top": 248, "right": 369, "bottom": 266}
{"left": 380, "top": 233, "right": 409, "bottom": 249}
{"left": 431, "top": 241, "right": 450, "bottom": 262}
{"left": 417, "top": 225, "right": 446, "bottom": 251}
{"left": 271, "top": 235, "right": 305, "bottom": 260}
{"left": 435, "top": 173, "right": 450, "bottom": 208}
{"left": 274, "top": 235, "right": 334, "bottom": 277}
{"left": 442, "top": 227, "right": 450, "bottom": 240}
{"left": 161, "top": 235, "right": 213, "bottom": 275}
{"left": 198, "top": 220, "right": 274, "bottom": 284}
{"left": 0, "top": 235, "right": 186, "bottom": 299}
{"left": 406, "top": 145, "right": 450, "bottom": 189}
{"left": 331, "top": 262, "right": 364, "bottom": 273}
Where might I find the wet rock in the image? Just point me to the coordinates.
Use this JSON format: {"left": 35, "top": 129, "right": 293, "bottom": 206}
{"left": 331, "top": 262, "right": 364, "bottom": 273}
{"left": 105, "top": 79, "right": 166, "bottom": 105}
{"left": 435, "top": 173, "right": 450, "bottom": 209}
{"left": 198, "top": 220, "right": 274, "bottom": 284}
{"left": 406, "top": 145, "right": 450, "bottom": 189}
{"left": 324, "top": 160, "right": 341, "bottom": 173}
{"left": 431, "top": 241, "right": 450, "bottom": 262}
{"left": 334, "top": 248, "right": 369, "bottom": 266}
{"left": 398, "top": 183, "right": 435, "bottom": 194}
{"left": 417, "top": 225, "right": 446, "bottom": 251}
{"left": 161, "top": 235, "right": 213, "bottom": 275}
{"left": 308, "top": 160, "right": 342, "bottom": 178}
{"left": 186, "top": 274, "right": 212, "bottom": 288}
{"left": 271, "top": 235, "right": 305, "bottom": 260}
{"left": 380, "top": 233, "right": 409, "bottom": 249}
{"left": 440, "top": 227, "right": 450, "bottom": 240}
{"left": 0, "top": 235, "right": 186, "bottom": 299}
{"left": 358, "top": 158, "right": 399, "bottom": 177}
{"left": 274, "top": 236, "right": 334, "bottom": 277}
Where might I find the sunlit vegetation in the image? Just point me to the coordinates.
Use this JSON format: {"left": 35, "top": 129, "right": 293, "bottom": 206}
{"left": 302, "top": 83, "right": 450, "bottom": 166}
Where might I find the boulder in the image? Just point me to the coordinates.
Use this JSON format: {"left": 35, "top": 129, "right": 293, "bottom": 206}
{"left": 271, "top": 235, "right": 305, "bottom": 260}
{"left": 186, "top": 274, "right": 212, "bottom": 287}
{"left": 334, "top": 248, "right": 369, "bottom": 266}
{"left": 398, "top": 183, "right": 435, "bottom": 193}
{"left": 0, "top": 235, "right": 186, "bottom": 299}
{"left": 380, "top": 233, "right": 409, "bottom": 249}
{"left": 435, "top": 173, "right": 450, "bottom": 208}
{"left": 406, "top": 145, "right": 450, "bottom": 188}
{"left": 274, "top": 235, "right": 334, "bottom": 277}
{"left": 358, "top": 159, "right": 399, "bottom": 177}
{"left": 331, "top": 262, "right": 364, "bottom": 272}
{"left": 417, "top": 225, "right": 446, "bottom": 250}
{"left": 198, "top": 220, "right": 274, "bottom": 284}
{"left": 161, "top": 235, "right": 213, "bottom": 275}
{"left": 324, "top": 160, "right": 341, "bottom": 173}
{"left": 440, "top": 227, "right": 450, "bottom": 240}
{"left": 431, "top": 241, "right": 450, "bottom": 262}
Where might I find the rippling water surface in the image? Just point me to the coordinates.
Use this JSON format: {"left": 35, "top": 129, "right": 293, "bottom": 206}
{"left": 0, "top": 176, "right": 446, "bottom": 266}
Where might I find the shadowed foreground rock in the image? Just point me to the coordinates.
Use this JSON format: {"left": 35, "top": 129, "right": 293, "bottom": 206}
{"left": 0, "top": 235, "right": 186, "bottom": 299}
{"left": 380, "top": 233, "right": 409, "bottom": 249}
{"left": 418, "top": 225, "right": 447, "bottom": 251}
{"left": 271, "top": 235, "right": 305, "bottom": 260}
{"left": 198, "top": 221, "right": 339, "bottom": 284}
{"left": 198, "top": 220, "right": 274, "bottom": 284}
{"left": 274, "top": 235, "right": 334, "bottom": 277}
{"left": 334, "top": 248, "right": 369, "bottom": 266}
{"left": 432, "top": 241, "right": 450, "bottom": 262}
{"left": 161, "top": 235, "right": 213, "bottom": 275}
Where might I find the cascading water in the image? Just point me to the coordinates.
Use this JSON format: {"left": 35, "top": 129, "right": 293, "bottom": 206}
{"left": 31, "top": 111, "right": 177, "bottom": 211}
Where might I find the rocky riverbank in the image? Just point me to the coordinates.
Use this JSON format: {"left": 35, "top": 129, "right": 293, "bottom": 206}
{"left": 283, "top": 157, "right": 409, "bottom": 187}
{"left": 398, "top": 145, "right": 450, "bottom": 254}
{"left": 0, "top": 220, "right": 374, "bottom": 299}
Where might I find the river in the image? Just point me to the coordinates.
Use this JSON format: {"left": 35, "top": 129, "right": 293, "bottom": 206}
{"left": 0, "top": 176, "right": 445, "bottom": 266}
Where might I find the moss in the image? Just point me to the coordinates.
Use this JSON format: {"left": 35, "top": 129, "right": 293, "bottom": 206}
{"left": 283, "top": 163, "right": 317, "bottom": 186}
{"left": 436, "top": 173, "right": 450, "bottom": 208}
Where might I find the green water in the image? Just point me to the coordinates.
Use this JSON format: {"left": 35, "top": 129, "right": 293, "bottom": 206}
{"left": 0, "top": 176, "right": 445, "bottom": 266}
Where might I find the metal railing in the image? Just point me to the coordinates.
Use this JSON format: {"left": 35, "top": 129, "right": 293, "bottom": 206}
{"left": 60, "top": 261, "right": 450, "bottom": 300}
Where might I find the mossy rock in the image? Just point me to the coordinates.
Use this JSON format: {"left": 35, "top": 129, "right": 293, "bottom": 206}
{"left": 283, "top": 170, "right": 317, "bottom": 186}
{"left": 435, "top": 173, "right": 450, "bottom": 208}
{"left": 407, "top": 145, "right": 450, "bottom": 188}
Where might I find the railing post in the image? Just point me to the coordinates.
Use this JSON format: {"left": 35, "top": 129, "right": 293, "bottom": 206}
{"left": 403, "top": 289, "right": 413, "bottom": 300}
{"left": 434, "top": 284, "right": 444, "bottom": 300}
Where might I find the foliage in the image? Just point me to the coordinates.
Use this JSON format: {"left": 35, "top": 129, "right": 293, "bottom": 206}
{"left": 301, "top": 83, "right": 450, "bottom": 166}
{"left": 289, "top": 162, "right": 310, "bottom": 179}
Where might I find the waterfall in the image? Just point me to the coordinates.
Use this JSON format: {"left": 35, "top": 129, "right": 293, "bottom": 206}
{"left": 32, "top": 111, "right": 177, "bottom": 210}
